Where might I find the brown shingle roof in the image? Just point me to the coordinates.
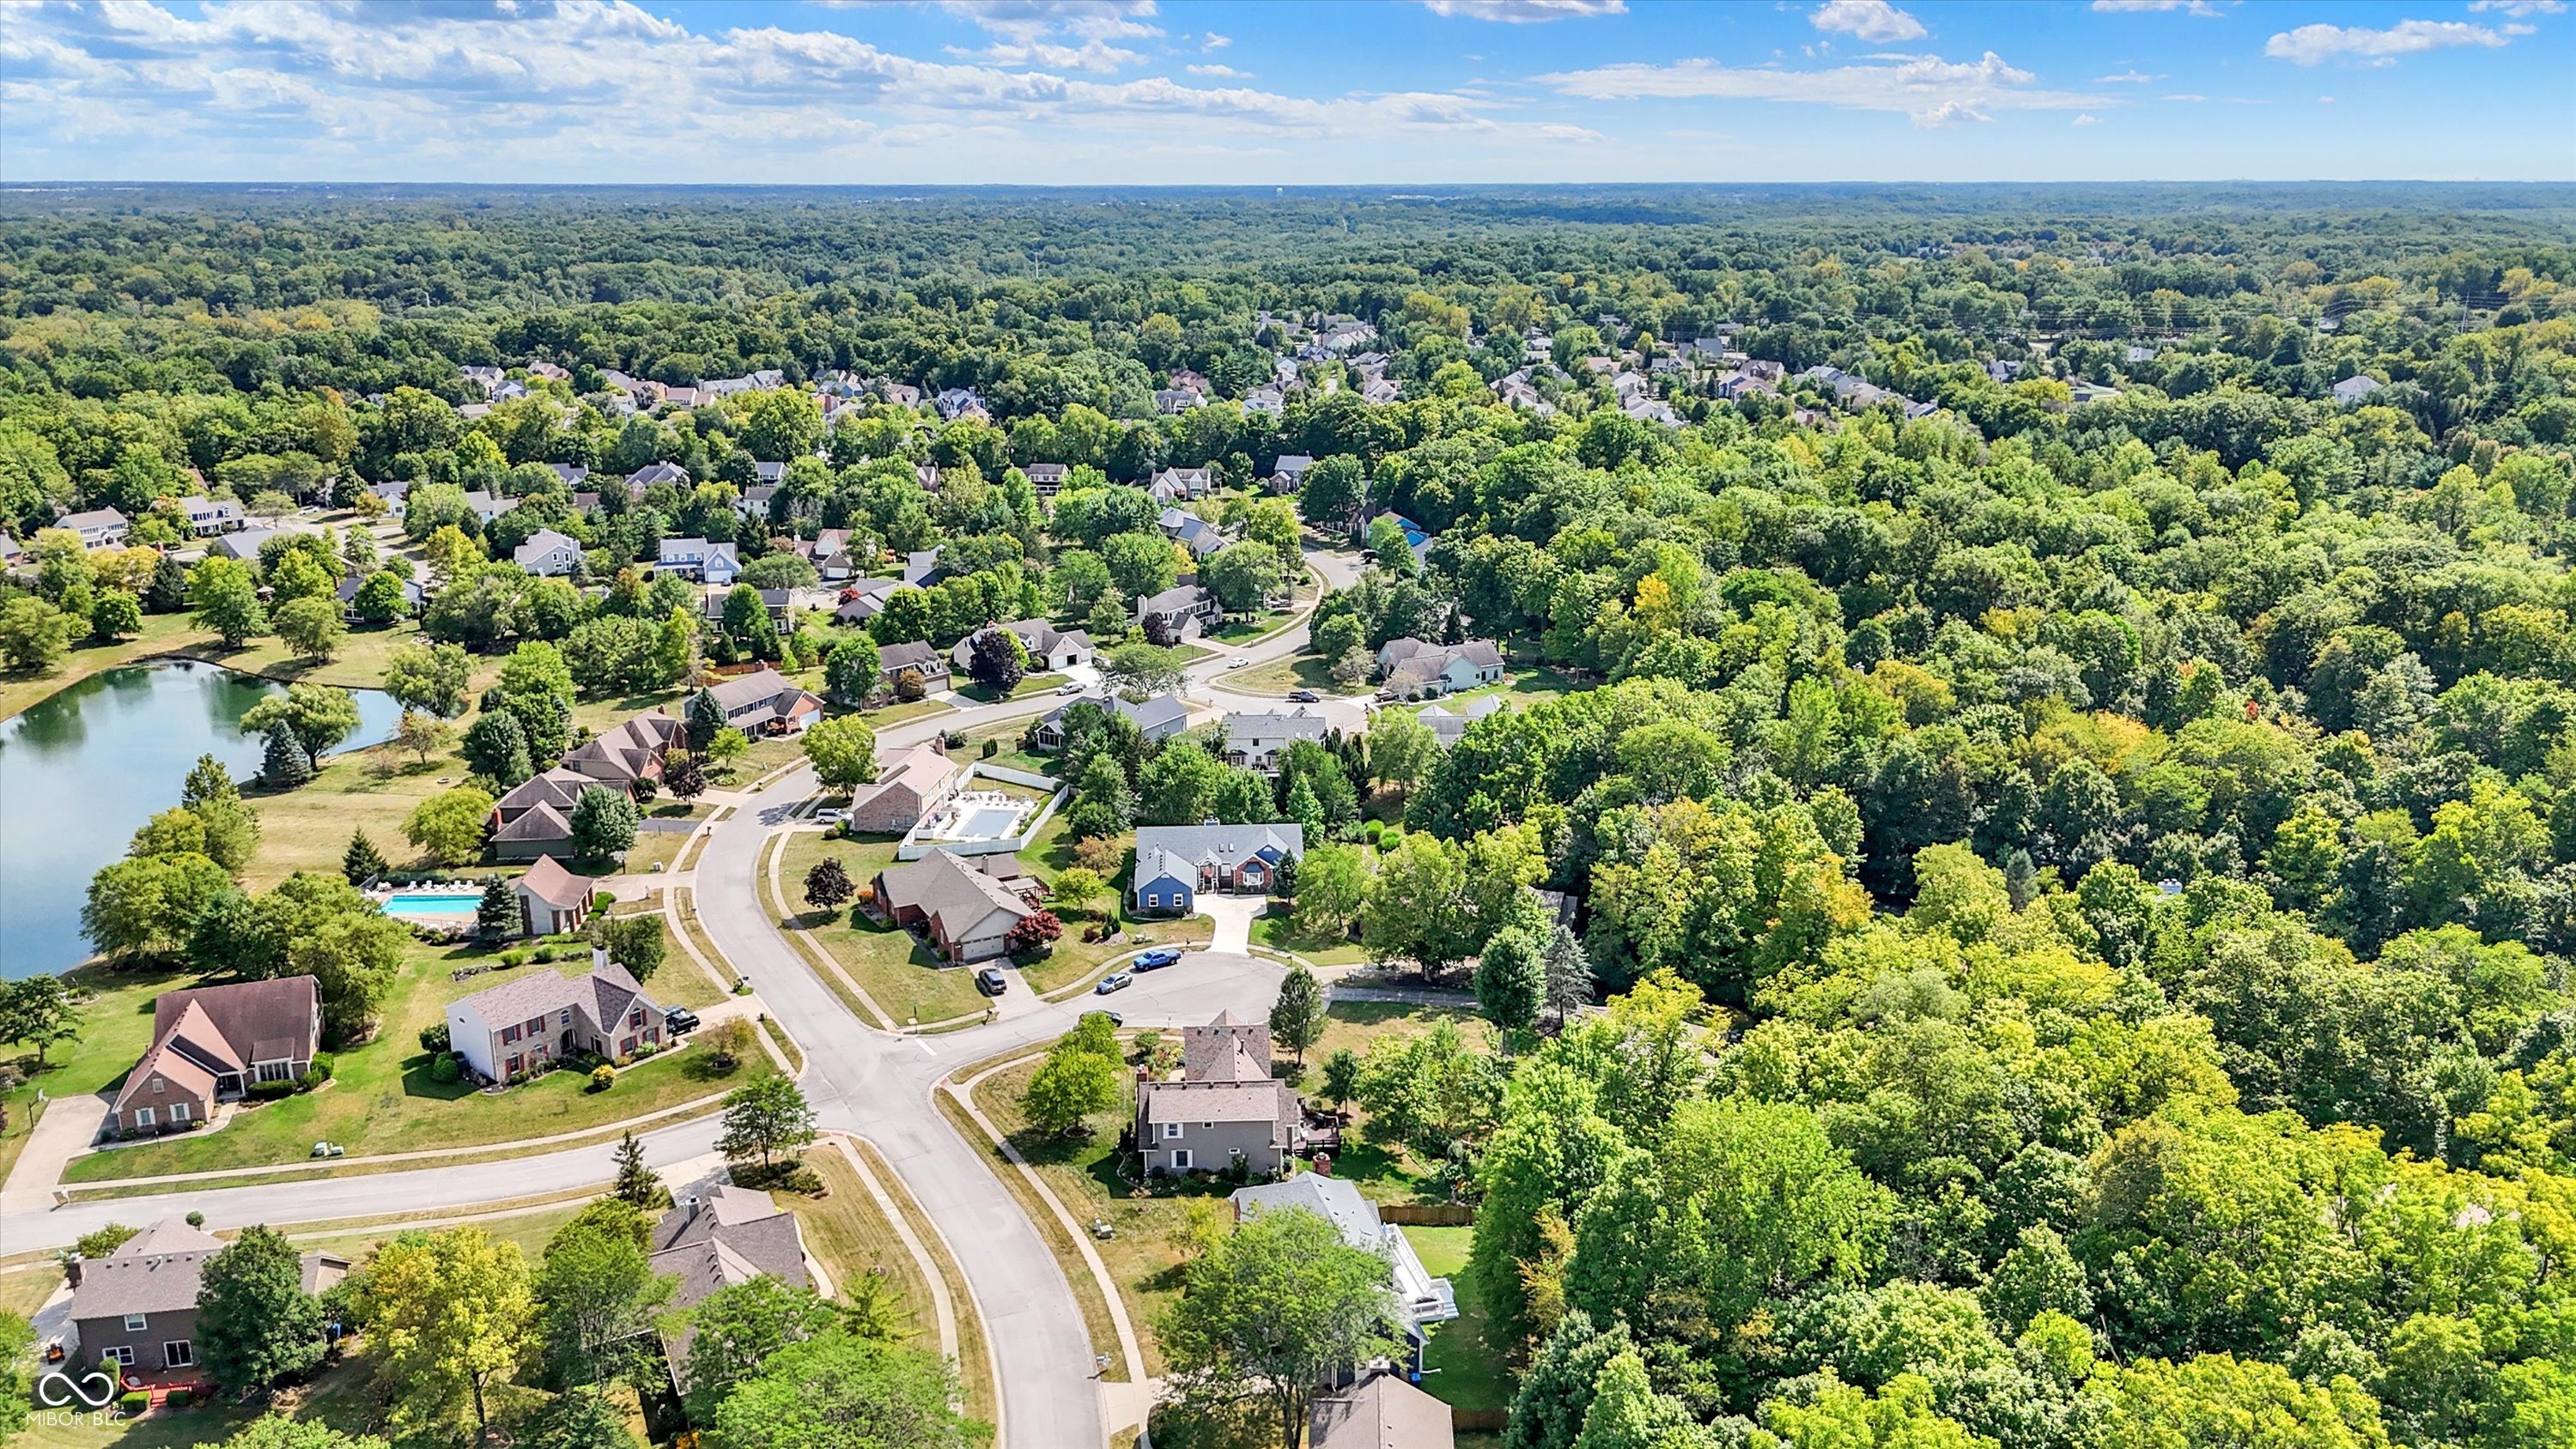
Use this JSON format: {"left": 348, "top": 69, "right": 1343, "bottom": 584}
{"left": 516, "top": 853, "right": 595, "bottom": 911}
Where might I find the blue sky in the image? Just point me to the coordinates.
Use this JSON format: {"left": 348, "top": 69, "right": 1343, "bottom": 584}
{"left": 3, "top": 0, "right": 2569, "bottom": 184}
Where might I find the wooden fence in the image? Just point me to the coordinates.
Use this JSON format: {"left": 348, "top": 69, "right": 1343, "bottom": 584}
{"left": 1377, "top": 1203, "right": 1475, "bottom": 1227}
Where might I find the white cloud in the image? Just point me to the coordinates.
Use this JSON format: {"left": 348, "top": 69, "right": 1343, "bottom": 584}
{"left": 2265, "top": 19, "right": 2513, "bottom": 65}
{"left": 1419, "top": 0, "right": 1627, "bottom": 21}
{"left": 937, "top": 2, "right": 1163, "bottom": 44}
{"left": 1537, "top": 51, "right": 2104, "bottom": 125}
{"left": 2467, "top": 1, "right": 2564, "bottom": 15}
{"left": 1187, "top": 62, "right": 1245, "bottom": 76}
{"left": 2093, "top": 70, "right": 2161, "bottom": 83}
{"left": 1202, "top": 32, "right": 1230, "bottom": 48}
{"left": 2073, "top": 112, "right": 2100, "bottom": 124}
{"left": 2090, "top": 0, "right": 2221, "bottom": 14}
{"left": 2161, "top": 92, "right": 2208, "bottom": 101}
{"left": 951, "top": 38, "right": 1146, "bottom": 70}
{"left": 1810, "top": 0, "right": 1926, "bottom": 43}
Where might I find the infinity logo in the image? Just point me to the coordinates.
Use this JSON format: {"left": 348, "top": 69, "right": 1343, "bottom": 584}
{"left": 37, "top": 1369, "right": 119, "bottom": 1409}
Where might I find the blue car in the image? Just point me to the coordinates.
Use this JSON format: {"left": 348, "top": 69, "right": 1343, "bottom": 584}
{"left": 1131, "top": 948, "right": 1183, "bottom": 972}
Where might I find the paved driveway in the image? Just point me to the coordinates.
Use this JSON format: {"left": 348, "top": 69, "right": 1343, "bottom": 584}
{"left": 1197, "top": 893, "right": 1266, "bottom": 955}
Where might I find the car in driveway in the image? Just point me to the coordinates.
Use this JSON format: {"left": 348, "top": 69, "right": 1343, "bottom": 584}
{"left": 1130, "top": 947, "right": 1182, "bottom": 972}
{"left": 975, "top": 967, "right": 1010, "bottom": 996}
{"left": 811, "top": 808, "right": 847, "bottom": 825}
{"left": 1095, "top": 972, "right": 1133, "bottom": 995}
{"left": 1287, "top": 688, "right": 1320, "bottom": 702}
{"left": 1057, "top": 682, "right": 1084, "bottom": 694}
{"left": 664, "top": 1006, "right": 701, "bottom": 1034}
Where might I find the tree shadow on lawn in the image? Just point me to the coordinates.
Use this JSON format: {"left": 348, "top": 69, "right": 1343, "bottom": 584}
{"left": 398, "top": 1051, "right": 484, "bottom": 1103}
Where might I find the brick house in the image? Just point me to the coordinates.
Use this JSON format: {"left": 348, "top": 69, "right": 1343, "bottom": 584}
{"left": 444, "top": 955, "right": 664, "bottom": 1084}
{"left": 112, "top": 977, "right": 322, "bottom": 1137}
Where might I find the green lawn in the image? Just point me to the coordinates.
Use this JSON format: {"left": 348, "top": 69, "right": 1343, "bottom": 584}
{"left": 862, "top": 697, "right": 956, "bottom": 728}
{"left": 61, "top": 941, "right": 769, "bottom": 1183}
{"left": 1250, "top": 914, "right": 1368, "bottom": 967}
{"left": 770, "top": 832, "right": 988, "bottom": 1026}
{"left": 623, "top": 801, "right": 714, "bottom": 876}
{"left": 1405, "top": 1225, "right": 1514, "bottom": 1415}
{"left": 244, "top": 750, "right": 464, "bottom": 888}
{"left": 952, "top": 672, "right": 1070, "bottom": 705}
{"left": 1227, "top": 653, "right": 1369, "bottom": 699}
{"left": 0, "top": 963, "right": 189, "bottom": 1185}
{"left": 1443, "top": 665, "right": 1583, "bottom": 710}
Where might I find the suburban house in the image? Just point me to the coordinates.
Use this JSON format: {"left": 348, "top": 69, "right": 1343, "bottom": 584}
{"left": 460, "top": 490, "right": 515, "bottom": 525}
{"left": 1414, "top": 694, "right": 1503, "bottom": 749}
{"left": 1131, "top": 822, "right": 1304, "bottom": 914}
{"left": 703, "top": 667, "right": 825, "bottom": 737}
{"left": 445, "top": 954, "right": 665, "bottom": 1083}
{"left": 514, "top": 854, "right": 598, "bottom": 937}
{"left": 1376, "top": 638, "right": 1504, "bottom": 697}
{"left": 58, "top": 507, "right": 129, "bottom": 549}
{"left": 336, "top": 570, "right": 425, "bottom": 619}
{"left": 871, "top": 849, "right": 1044, "bottom": 965}
{"left": 875, "top": 640, "right": 952, "bottom": 692}
{"left": 69, "top": 1217, "right": 349, "bottom": 1385}
{"left": 1032, "top": 691, "right": 1190, "bottom": 749}
{"left": 1232, "top": 1173, "right": 1459, "bottom": 1370}
{"left": 650, "top": 1186, "right": 817, "bottom": 1391}
{"left": 547, "top": 463, "right": 590, "bottom": 488}
{"left": 2334, "top": 375, "right": 2385, "bottom": 405}
{"left": 111, "top": 977, "right": 324, "bottom": 1137}
{"left": 1309, "top": 1372, "right": 1456, "bottom": 1449}
{"left": 1021, "top": 462, "right": 1069, "bottom": 495}
{"left": 563, "top": 712, "right": 689, "bottom": 791}
{"left": 491, "top": 767, "right": 614, "bottom": 863}
{"left": 512, "top": 528, "right": 584, "bottom": 577}
{"left": 1136, "top": 584, "right": 1222, "bottom": 640}
{"left": 1267, "top": 454, "right": 1316, "bottom": 492}
{"left": 1160, "top": 508, "right": 1230, "bottom": 561}
{"left": 697, "top": 586, "right": 814, "bottom": 634}
{"left": 1148, "top": 466, "right": 1217, "bottom": 504}
{"left": 846, "top": 743, "right": 965, "bottom": 834}
{"left": 833, "top": 577, "right": 913, "bottom": 622}
{"left": 1221, "top": 707, "right": 1331, "bottom": 773}
{"left": 174, "top": 496, "right": 245, "bottom": 536}
{"left": 658, "top": 537, "right": 740, "bottom": 585}
{"left": 1136, "top": 1011, "right": 1303, "bottom": 1177}
{"left": 627, "top": 461, "right": 690, "bottom": 496}
{"left": 208, "top": 527, "right": 280, "bottom": 563}
{"left": 1155, "top": 386, "right": 1206, "bottom": 415}
{"left": 951, "top": 618, "right": 1096, "bottom": 674}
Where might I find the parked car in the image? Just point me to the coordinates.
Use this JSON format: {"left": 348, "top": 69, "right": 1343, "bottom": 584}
{"left": 1057, "top": 682, "right": 1083, "bottom": 694}
{"left": 310, "top": 1142, "right": 345, "bottom": 1159}
{"left": 665, "top": 1006, "right": 701, "bottom": 1034}
{"left": 1287, "top": 688, "right": 1320, "bottom": 702}
{"left": 812, "top": 808, "right": 847, "bottom": 825}
{"left": 1131, "top": 948, "right": 1182, "bottom": 971}
{"left": 975, "top": 967, "right": 1010, "bottom": 996}
{"left": 1095, "top": 972, "right": 1133, "bottom": 995}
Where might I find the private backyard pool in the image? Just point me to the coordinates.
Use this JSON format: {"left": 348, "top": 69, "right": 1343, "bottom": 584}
{"left": 380, "top": 888, "right": 485, "bottom": 919}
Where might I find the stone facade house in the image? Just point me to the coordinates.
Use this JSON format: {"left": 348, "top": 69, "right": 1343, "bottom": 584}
{"left": 1376, "top": 638, "right": 1504, "bottom": 697}
{"left": 444, "top": 955, "right": 664, "bottom": 1084}
{"left": 705, "top": 667, "right": 825, "bottom": 737}
{"left": 1220, "top": 707, "right": 1330, "bottom": 773}
{"left": 70, "top": 1218, "right": 348, "bottom": 1385}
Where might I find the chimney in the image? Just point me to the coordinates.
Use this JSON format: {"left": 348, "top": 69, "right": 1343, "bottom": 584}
{"left": 64, "top": 1253, "right": 83, "bottom": 1288}
{"left": 592, "top": 945, "right": 609, "bottom": 973}
{"left": 1312, "top": 1152, "right": 1332, "bottom": 1177}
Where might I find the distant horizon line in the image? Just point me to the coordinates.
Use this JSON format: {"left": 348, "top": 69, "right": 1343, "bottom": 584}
{"left": 3, "top": 179, "right": 2570, "bottom": 191}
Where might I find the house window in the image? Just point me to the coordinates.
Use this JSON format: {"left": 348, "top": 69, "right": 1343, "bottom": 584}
{"left": 525, "top": 1016, "right": 546, "bottom": 1037}
{"left": 162, "top": 1341, "right": 193, "bottom": 1369}
{"left": 620, "top": 1037, "right": 635, "bottom": 1057}
{"left": 123, "top": 1313, "right": 148, "bottom": 1332}
{"left": 1145, "top": 893, "right": 1160, "bottom": 908}
{"left": 629, "top": 1009, "right": 646, "bottom": 1029}
{"left": 1161, "top": 1123, "right": 1183, "bottom": 1141}
{"left": 102, "top": 1346, "right": 134, "bottom": 1367}
{"left": 1170, "top": 1150, "right": 1193, "bottom": 1170}
{"left": 170, "top": 1102, "right": 190, "bottom": 1124}
{"left": 150, "top": 1077, "right": 163, "bottom": 1094}
{"left": 560, "top": 1009, "right": 572, "bottom": 1027}
{"left": 501, "top": 1024, "right": 521, "bottom": 1045}
{"left": 133, "top": 1107, "right": 154, "bottom": 1129}
{"left": 506, "top": 1054, "right": 522, "bottom": 1076}
{"left": 258, "top": 1061, "right": 295, "bottom": 1083}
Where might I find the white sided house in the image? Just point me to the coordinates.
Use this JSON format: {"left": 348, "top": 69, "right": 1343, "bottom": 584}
{"left": 512, "top": 528, "right": 584, "bottom": 577}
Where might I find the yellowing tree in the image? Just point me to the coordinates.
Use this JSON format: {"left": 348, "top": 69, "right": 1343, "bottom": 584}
{"left": 368, "top": 1227, "right": 534, "bottom": 1446}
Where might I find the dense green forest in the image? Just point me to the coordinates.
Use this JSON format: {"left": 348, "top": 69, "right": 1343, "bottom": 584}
{"left": 8, "top": 185, "right": 2576, "bottom": 1448}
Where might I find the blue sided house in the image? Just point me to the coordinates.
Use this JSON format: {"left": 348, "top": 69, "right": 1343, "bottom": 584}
{"left": 1130, "top": 823, "right": 1306, "bottom": 915}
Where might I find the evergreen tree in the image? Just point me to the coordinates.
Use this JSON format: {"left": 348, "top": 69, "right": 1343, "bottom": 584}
{"left": 1268, "top": 963, "right": 1327, "bottom": 1066}
{"left": 2004, "top": 847, "right": 2039, "bottom": 912}
{"left": 1539, "top": 923, "right": 1592, "bottom": 1032}
{"left": 611, "top": 1130, "right": 666, "bottom": 1209}
{"left": 477, "top": 876, "right": 520, "bottom": 941}
{"left": 688, "top": 687, "right": 728, "bottom": 750}
{"left": 343, "top": 829, "right": 388, "bottom": 884}
{"left": 260, "top": 719, "right": 313, "bottom": 788}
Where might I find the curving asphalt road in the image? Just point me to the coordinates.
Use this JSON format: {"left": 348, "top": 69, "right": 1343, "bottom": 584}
{"left": 0, "top": 542, "right": 1365, "bottom": 1449}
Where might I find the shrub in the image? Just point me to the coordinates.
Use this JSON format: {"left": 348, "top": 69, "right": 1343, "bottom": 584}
{"left": 500, "top": 949, "right": 529, "bottom": 967}
{"left": 250, "top": 1078, "right": 298, "bottom": 1100}
{"left": 429, "top": 1054, "right": 462, "bottom": 1084}
{"left": 419, "top": 1022, "right": 452, "bottom": 1053}
{"left": 307, "top": 1052, "right": 335, "bottom": 1084}
{"left": 589, "top": 1064, "right": 616, "bottom": 1092}
{"left": 592, "top": 890, "right": 617, "bottom": 910}
{"left": 981, "top": 738, "right": 999, "bottom": 758}
{"left": 532, "top": 945, "right": 560, "bottom": 963}
{"left": 119, "top": 1391, "right": 147, "bottom": 1414}
{"left": 166, "top": 1386, "right": 191, "bottom": 1408}
{"left": 185, "top": 1210, "right": 206, "bottom": 1227}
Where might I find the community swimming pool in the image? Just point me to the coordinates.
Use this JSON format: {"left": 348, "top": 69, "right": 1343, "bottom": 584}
{"left": 382, "top": 889, "right": 483, "bottom": 918}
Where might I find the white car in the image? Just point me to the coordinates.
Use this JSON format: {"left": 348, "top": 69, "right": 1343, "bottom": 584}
{"left": 812, "top": 808, "right": 848, "bottom": 825}
{"left": 1057, "top": 682, "right": 1083, "bottom": 694}
{"left": 1225, "top": 658, "right": 1252, "bottom": 670}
